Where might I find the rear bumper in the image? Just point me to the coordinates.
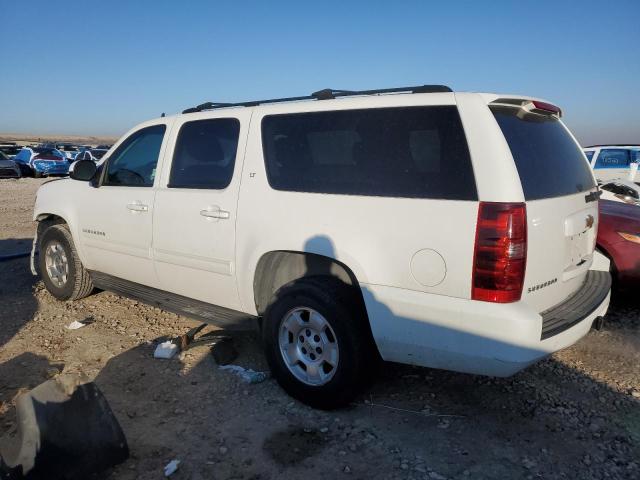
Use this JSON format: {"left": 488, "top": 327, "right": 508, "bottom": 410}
{"left": 361, "top": 271, "right": 611, "bottom": 377}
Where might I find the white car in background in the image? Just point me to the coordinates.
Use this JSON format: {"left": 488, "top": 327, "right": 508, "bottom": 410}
{"left": 583, "top": 145, "right": 640, "bottom": 183}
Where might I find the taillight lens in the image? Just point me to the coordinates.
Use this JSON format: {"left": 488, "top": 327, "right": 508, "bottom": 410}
{"left": 472, "top": 202, "right": 527, "bottom": 303}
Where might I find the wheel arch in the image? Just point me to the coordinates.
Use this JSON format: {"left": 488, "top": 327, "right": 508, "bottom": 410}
{"left": 34, "top": 211, "right": 89, "bottom": 267}
{"left": 253, "top": 250, "right": 362, "bottom": 317}
{"left": 35, "top": 213, "right": 68, "bottom": 230}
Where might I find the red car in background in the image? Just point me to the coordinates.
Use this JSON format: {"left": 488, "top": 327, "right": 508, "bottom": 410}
{"left": 598, "top": 199, "right": 640, "bottom": 290}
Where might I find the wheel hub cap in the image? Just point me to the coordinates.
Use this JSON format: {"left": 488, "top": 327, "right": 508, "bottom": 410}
{"left": 279, "top": 307, "right": 339, "bottom": 386}
{"left": 44, "top": 241, "right": 69, "bottom": 287}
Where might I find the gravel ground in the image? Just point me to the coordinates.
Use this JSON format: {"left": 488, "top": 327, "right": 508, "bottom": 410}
{"left": 0, "top": 177, "right": 639, "bottom": 480}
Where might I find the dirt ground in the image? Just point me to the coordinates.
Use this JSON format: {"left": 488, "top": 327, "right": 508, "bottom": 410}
{"left": 1, "top": 178, "right": 639, "bottom": 480}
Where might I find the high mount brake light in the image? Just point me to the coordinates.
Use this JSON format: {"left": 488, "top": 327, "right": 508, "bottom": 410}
{"left": 472, "top": 202, "right": 527, "bottom": 303}
{"left": 531, "top": 100, "right": 562, "bottom": 116}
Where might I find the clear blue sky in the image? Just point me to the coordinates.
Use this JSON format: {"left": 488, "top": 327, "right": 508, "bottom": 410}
{"left": 1, "top": 0, "right": 638, "bottom": 145}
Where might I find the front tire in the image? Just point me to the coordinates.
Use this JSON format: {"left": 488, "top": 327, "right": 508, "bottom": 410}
{"left": 38, "top": 224, "right": 93, "bottom": 301}
{"left": 262, "top": 277, "right": 374, "bottom": 409}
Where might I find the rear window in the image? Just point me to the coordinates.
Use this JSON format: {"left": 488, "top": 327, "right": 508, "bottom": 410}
{"left": 169, "top": 118, "right": 240, "bottom": 189}
{"left": 491, "top": 106, "right": 596, "bottom": 200}
{"left": 261, "top": 106, "right": 477, "bottom": 200}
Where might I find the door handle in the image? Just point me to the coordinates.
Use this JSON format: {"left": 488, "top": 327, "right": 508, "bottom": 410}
{"left": 126, "top": 202, "right": 148, "bottom": 212}
{"left": 200, "top": 208, "right": 230, "bottom": 219}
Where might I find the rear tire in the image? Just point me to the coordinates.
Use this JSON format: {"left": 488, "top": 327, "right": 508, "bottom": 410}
{"left": 262, "top": 277, "right": 375, "bottom": 409}
{"left": 39, "top": 224, "right": 93, "bottom": 301}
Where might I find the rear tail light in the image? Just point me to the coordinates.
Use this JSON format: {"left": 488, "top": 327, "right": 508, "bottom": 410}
{"left": 472, "top": 202, "right": 527, "bottom": 303}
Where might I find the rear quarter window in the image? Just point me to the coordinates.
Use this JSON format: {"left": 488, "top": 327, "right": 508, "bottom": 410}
{"left": 261, "top": 106, "right": 477, "bottom": 200}
{"left": 490, "top": 106, "right": 596, "bottom": 200}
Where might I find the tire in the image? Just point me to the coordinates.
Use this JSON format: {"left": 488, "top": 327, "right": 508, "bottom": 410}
{"left": 34, "top": 171, "right": 42, "bottom": 178}
{"left": 38, "top": 224, "right": 93, "bottom": 301}
{"left": 262, "top": 277, "right": 375, "bottom": 409}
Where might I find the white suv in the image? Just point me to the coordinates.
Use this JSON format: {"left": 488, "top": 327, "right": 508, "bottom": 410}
{"left": 33, "top": 86, "right": 611, "bottom": 408}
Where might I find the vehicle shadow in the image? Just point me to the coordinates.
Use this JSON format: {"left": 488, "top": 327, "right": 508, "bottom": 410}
{"left": 0, "top": 244, "right": 42, "bottom": 441}
{"left": 0, "top": 352, "right": 63, "bottom": 438}
{"left": 0, "top": 238, "right": 32, "bottom": 257}
{"left": 0, "top": 243, "right": 37, "bottom": 349}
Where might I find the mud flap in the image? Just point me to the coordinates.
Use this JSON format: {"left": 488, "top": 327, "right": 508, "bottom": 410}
{"left": 0, "top": 375, "right": 128, "bottom": 479}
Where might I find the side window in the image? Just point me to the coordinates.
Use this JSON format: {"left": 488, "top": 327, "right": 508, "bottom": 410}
{"left": 584, "top": 150, "right": 595, "bottom": 162}
{"left": 104, "top": 125, "right": 166, "bottom": 187}
{"left": 595, "top": 149, "right": 631, "bottom": 169}
{"left": 169, "top": 118, "right": 240, "bottom": 189}
{"left": 261, "top": 106, "right": 477, "bottom": 200}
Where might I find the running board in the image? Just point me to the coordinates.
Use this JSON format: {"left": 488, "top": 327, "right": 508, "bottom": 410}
{"left": 89, "top": 271, "right": 257, "bottom": 330}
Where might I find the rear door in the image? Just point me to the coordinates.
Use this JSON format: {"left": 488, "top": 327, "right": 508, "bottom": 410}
{"left": 152, "top": 111, "right": 251, "bottom": 311}
{"left": 490, "top": 104, "right": 599, "bottom": 312}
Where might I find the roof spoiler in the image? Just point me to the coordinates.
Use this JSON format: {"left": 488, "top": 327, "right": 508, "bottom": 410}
{"left": 490, "top": 98, "right": 562, "bottom": 118}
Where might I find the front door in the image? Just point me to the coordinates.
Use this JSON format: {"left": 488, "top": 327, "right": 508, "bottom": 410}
{"left": 76, "top": 122, "right": 170, "bottom": 287}
{"left": 152, "top": 112, "right": 250, "bottom": 311}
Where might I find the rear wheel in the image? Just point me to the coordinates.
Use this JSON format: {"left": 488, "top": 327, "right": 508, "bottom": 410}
{"left": 262, "top": 277, "right": 375, "bottom": 409}
{"left": 39, "top": 224, "right": 93, "bottom": 301}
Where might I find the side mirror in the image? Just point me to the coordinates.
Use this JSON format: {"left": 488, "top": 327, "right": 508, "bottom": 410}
{"left": 70, "top": 159, "right": 97, "bottom": 181}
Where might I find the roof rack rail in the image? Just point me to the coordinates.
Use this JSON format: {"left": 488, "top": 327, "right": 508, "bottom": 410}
{"left": 182, "top": 84, "right": 452, "bottom": 113}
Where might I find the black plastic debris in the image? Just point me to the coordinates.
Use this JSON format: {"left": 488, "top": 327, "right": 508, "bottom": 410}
{"left": 210, "top": 337, "right": 238, "bottom": 366}
{"left": 0, "top": 374, "right": 128, "bottom": 479}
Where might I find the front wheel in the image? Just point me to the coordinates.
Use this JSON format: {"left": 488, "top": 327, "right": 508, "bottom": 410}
{"left": 262, "top": 277, "right": 375, "bottom": 409}
{"left": 38, "top": 224, "right": 93, "bottom": 301}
